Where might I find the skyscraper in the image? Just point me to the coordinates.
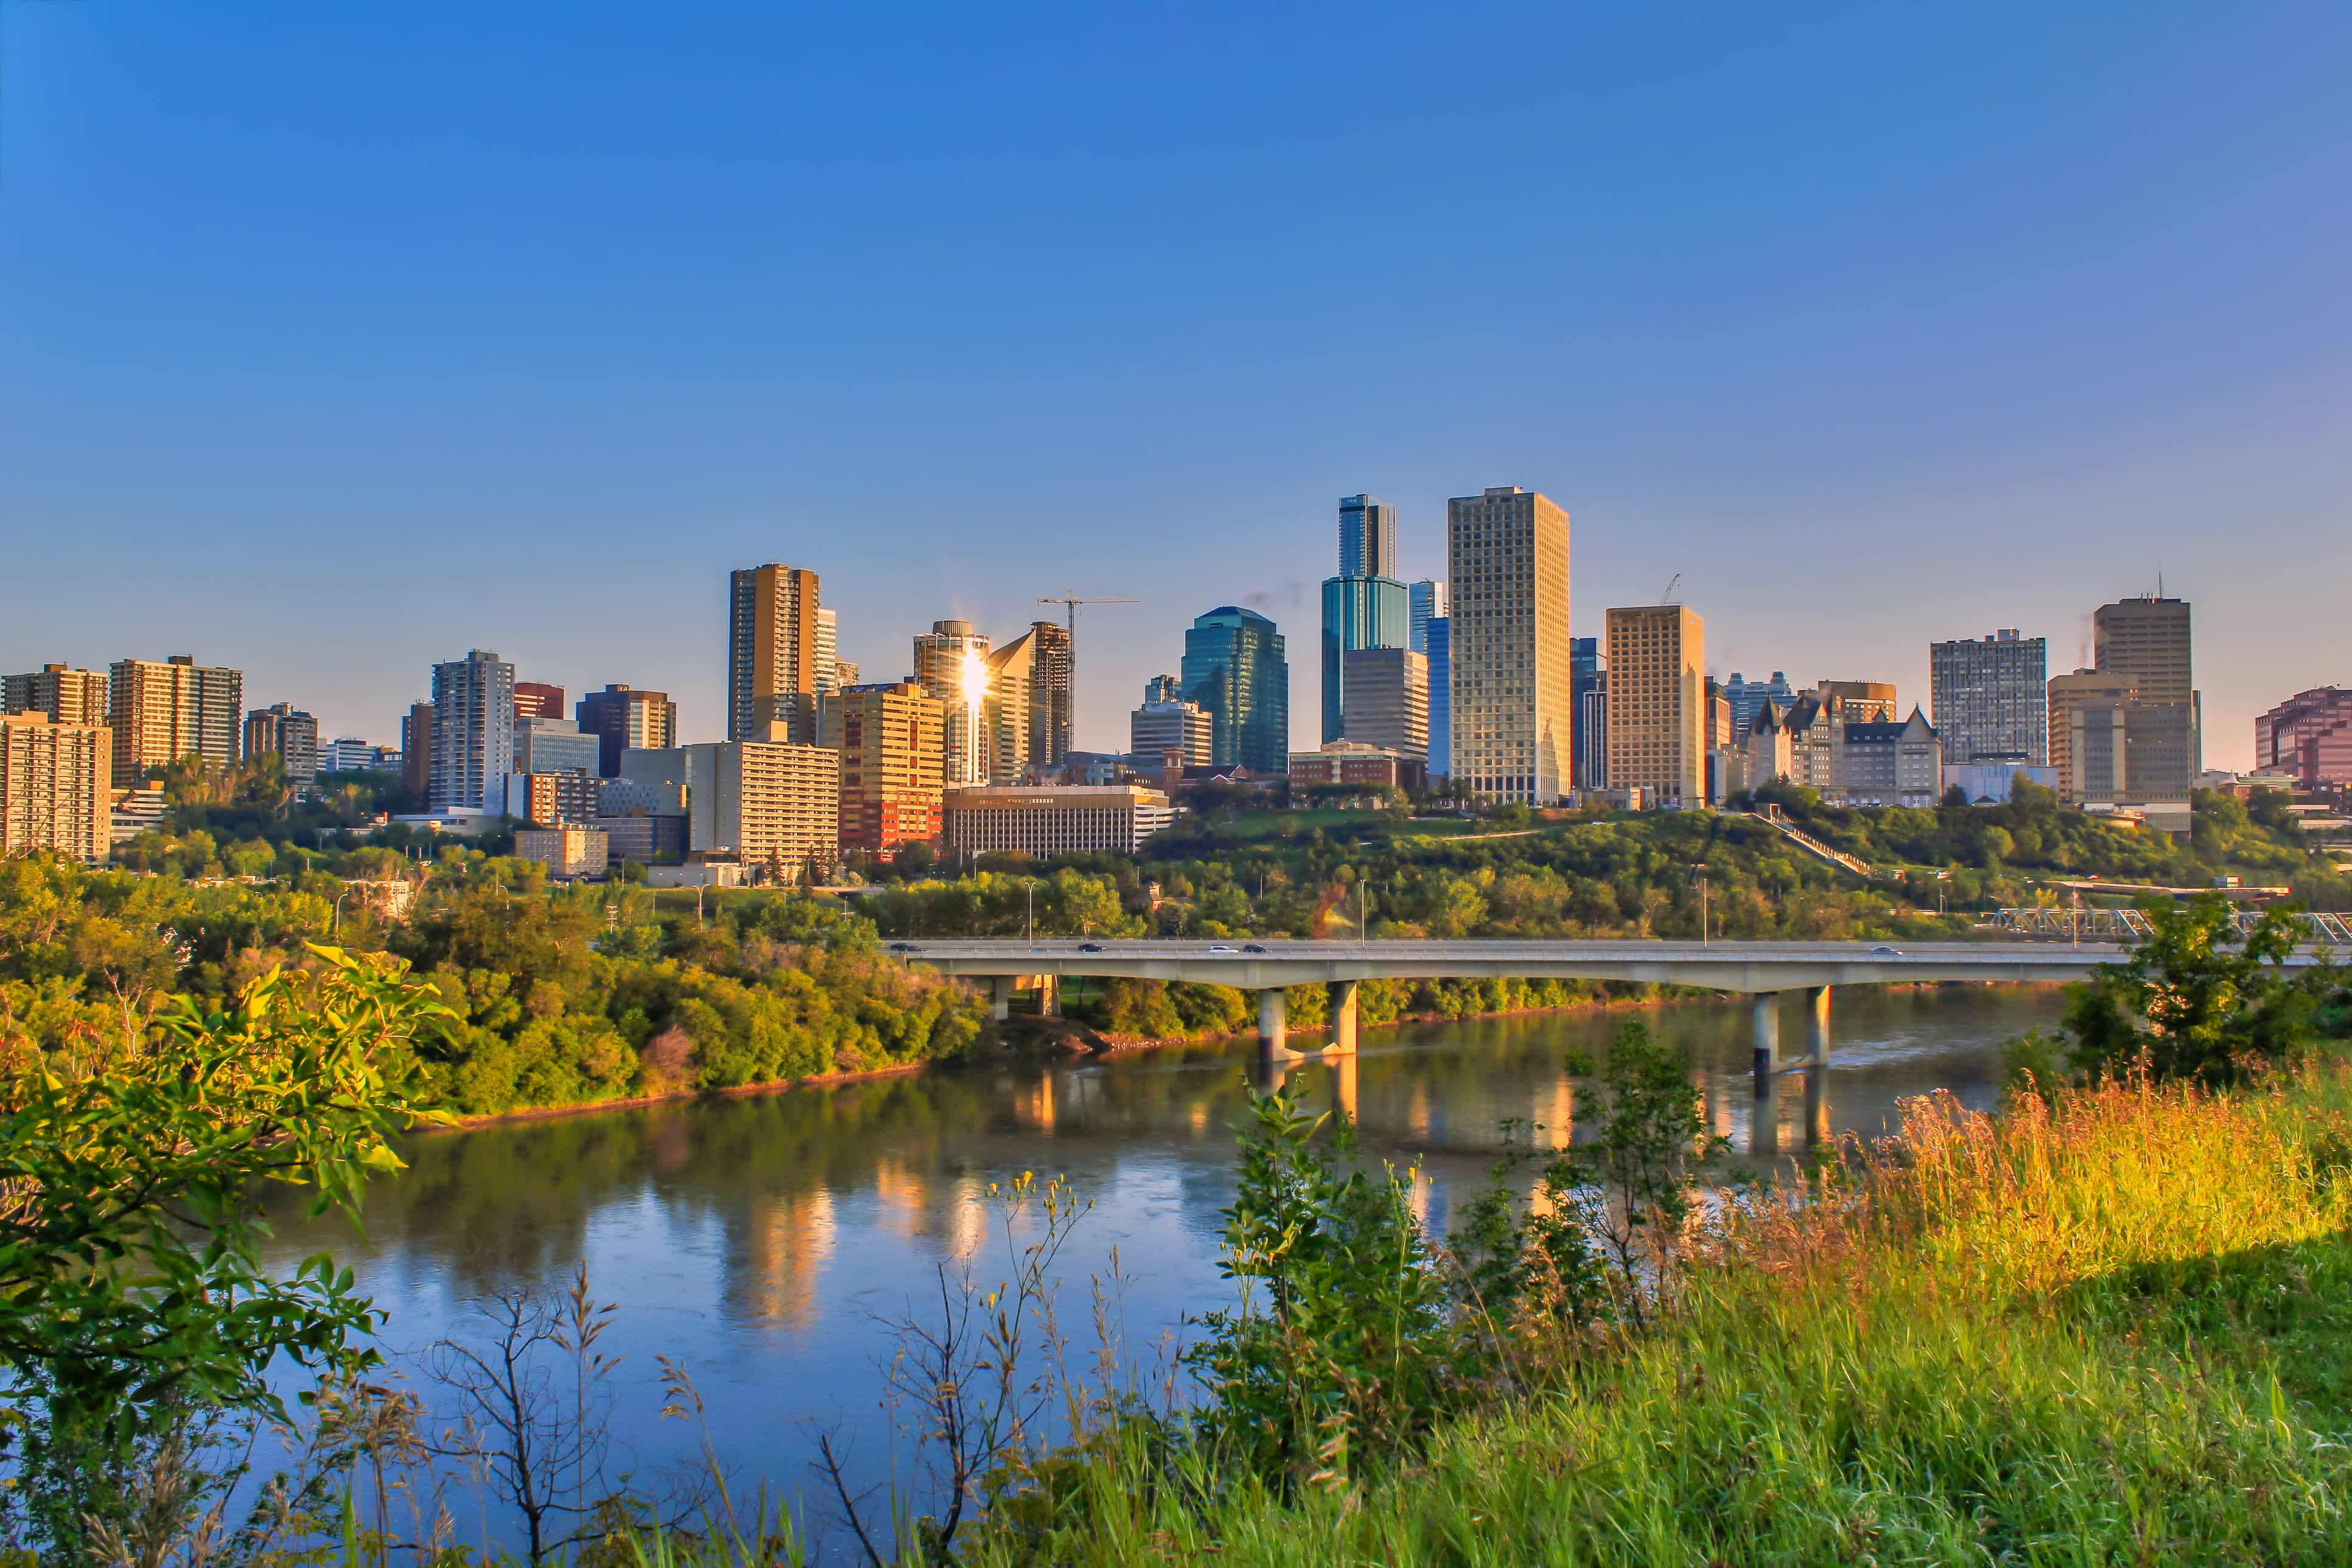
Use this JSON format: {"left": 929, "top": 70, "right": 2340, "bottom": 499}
{"left": 729, "top": 563, "right": 824, "bottom": 745}
{"left": 1322, "top": 497, "right": 1410, "bottom": 744}
{"left": 823, "top": 681, "right": 945, "bottom": 855}
{"left": 1027, "top": 620, "right": 1073, "bottom": 766}
{"left": 1339, "top": 648, "right": 1429, "bottom": 761}
{"left": 1569, "top": 638, "right": 1603, "bottom": 787}
{"left": 1424, "top": 614, "right": 1452, "bottom": 781}
{"left": 1446, "top": 486, "right": 1572, "bottom": 805}
{"left": 1339, "top": 494, "right": 1398, "bottom": 580}
{"left": 575, "top": 684, "right": 679, "bottom": 777}
{"left": 4, "top": 665, "right": 109, "bottom": 728}
{"left": 1931, "top": 631, "right": 2049, "bottom": 766}
{"left": 429, "top": 649, "right": 516, "bottom": 811}
{"left": 913, "top": 620, "right": 993, "bottom": 785}
{"left": 976, "top": 623, "right": 1071, "bottom": 783}
{"left": 1, "top": 714, "right": 111, "bottom": 863}
{"left": 514, "top": 682, "right": 566, "bottom": 721}
{"left": 1605, "top": 606, "right": 1704, "bottom": 805}
{"left": 1143, "top": 674, "right": 1185, "bottom": 705}
{"left": 1408, "top": 579, "right": 1449, "bottom": 653}
{"left": 2094, "top": 595, "right": 2197, "bottom": 791}
{"left": 401, "top": 702, "right": 433, "bottom": 802}
{"left": 108, "top": 656, "right": 243, "bottom": 788}
{"left": 1721, "top": 671, "right": 1794, "bottom": 743}
{"left": 2046, "top": 668, "right": 2138, "bottom": 805}
{"left": 1181, "top": 606, "right": 1289, "bottom": 774}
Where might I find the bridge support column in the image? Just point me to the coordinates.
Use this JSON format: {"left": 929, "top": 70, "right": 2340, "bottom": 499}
{"left": 1326, "top": 980, "right": 1359, "bottom": 1055}
{"left": 1038, "top": 973, "right": 1060, "bottom": 1018}
{"left": 1752, "top": 994, "right": 1780, "bottom": 1091}
{"left": 1752, "top": 1071, "right": 1780, "bottom": 1157}
{"left": 1804, "top": 985, "right": 1830, "bottom": 1067}
{"left": 1804, "top": 1064, "right": 1829, "bottom": 1147}
{"left": 988, "top": 975, "right": 1014, "bottom": 1022}
{"left": 1256, "top": 987, "right": 1293, "bottom": 1060}
{"left": 1333, "top": 1048, "right": 1359, "bottom": 1121}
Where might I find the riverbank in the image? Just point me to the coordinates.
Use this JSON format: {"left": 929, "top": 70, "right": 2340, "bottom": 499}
{"left": 956, "top": 1063, "right": 2352, "bottom": 1566}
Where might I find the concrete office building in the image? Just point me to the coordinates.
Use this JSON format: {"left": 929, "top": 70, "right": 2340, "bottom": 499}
{"left": 822, "top": 681, "right": 945, "bottom": 856}
{"left": 428, "top": 649, "right": 516, "bottom": 813}
{"left": 1721, "top": 671, "right": 1794, "bottom": 744}
{"left": 1180, "top": 606, "right": 1289, "bottom": 774}
{"left": 1605, "top": 605, "right": 1703, "bottom": 806}
{"left": 242, "top": 703, "right": 319, "bottom": 780}
{"left": 914, "top": 620, "right": 993, "bottom": 785}
{"left": 108, "top": 656, "right": 242, "bottom": 788}
{"left": 1931, "top": 630, "right": 2048, "bottom": 765}
{"left": 2048, "top": 668, "right": 2140, "bottom": 804}
{"left": 1448, "top": 486, "right": 1572, "bottom": 804}
{"left": 2094, "top": 595, "right": 2198, "bottom": 792}
{"left": 1130, "top": 700, "right": 1214, "bottom": 768}
{"left": 942, "top": 784, "right": 1173, "bottom": 859}
{"left": 514, "top": 682, "right": 566, "bottom": 721}
{"left": 1338, "top": 647, "right": 1429, "bottom": 761}
{"left": 575, "top": 684, "right": 678, "bottom": 777}
{"left": 729, "top": 562, "right": 825, "bottom": 745}
{"left": 640, "top": 738, "right": 841, "bottom": 879}
{"left": 514, "top": 715, "right": 601, "bottom": 776}
{"left": 5, "top": 665, "right": 108, "bottom": 728}
{"left": 2256, "top": 688, "right": 2352, "bottom": 788}
{"left": 1, "top": 713, "right": 111, "bottom": 863}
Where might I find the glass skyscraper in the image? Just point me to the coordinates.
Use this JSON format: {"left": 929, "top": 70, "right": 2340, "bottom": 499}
{"left": 1339, "top": 494, "right": 1398, "bottom": 580}
{"left": 1324, "top": 495, "right": 1409, "bottom": 744}
{"left": 1181, "top": 606, "right": 1289, "bottom": 774}
{"left": 1425, "top": 614, "right": 1452, "bottom": 780}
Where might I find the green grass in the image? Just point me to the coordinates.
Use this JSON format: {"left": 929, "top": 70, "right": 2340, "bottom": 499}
{"left": 959, "top": 1070, "right": 2352, "bottom": 1566}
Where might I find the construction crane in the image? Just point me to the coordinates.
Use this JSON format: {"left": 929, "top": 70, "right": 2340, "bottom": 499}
{"left": 1037, "top": 592, "right": 1138, "bottom": 754}
{"left": 1659, "top": 572, "right": 1682, "bottom": 604}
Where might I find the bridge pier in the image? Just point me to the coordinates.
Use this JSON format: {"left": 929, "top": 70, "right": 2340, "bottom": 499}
{"left": 1332, "top": 1049, "right": 1359, "bottom": 1121}
{"left": 1256, "top": 987, "right": 1297, "bottom": 1062}
{"left": 1037, "top": 973, "right": 1060, "bottom": 1018}
{"left": 1326, "top": 979, "right": 1359, "bottom": 1055}
{"left": 988, "top": 975, "right": 1014, "bottom": 1022}
{"left": 1752, "top": 994, "right": 1780, "bottom": 1091}
{"left": 1804, "top": 985, "right": 1830, "bottom": 1067}
{"left": 1804, "top": 1064, "right": 1829, "bottom": 1146}
{"left": 1752, "top": 1069, "right": 1780, "bottom": 1157}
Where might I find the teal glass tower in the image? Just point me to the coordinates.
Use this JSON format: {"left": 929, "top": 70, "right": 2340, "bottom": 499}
{"left": 1323, "top": 494, "right": 1409, "bottom": 744}
{"left": 1180, "top": 606, "right": 1289, "bottom": 773}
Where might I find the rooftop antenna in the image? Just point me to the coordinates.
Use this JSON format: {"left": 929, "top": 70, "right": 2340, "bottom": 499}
{"left": 1659, "top": 572, "right": 1682, "bottom": 604}
{"left": 1037, "top": 592, "right": 1138, "bottom": 751}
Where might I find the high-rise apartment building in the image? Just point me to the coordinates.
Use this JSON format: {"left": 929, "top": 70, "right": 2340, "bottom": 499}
{"left": 1605, "top": 606, "right": 1704, "bottom": 805}
{"left": 401, "top": 702, "right": 434, "bottom": 802}
{"left": 1930, "top": 630, "right": 2048, "bottom": 765}
{"left": 1425, "top": 615, "right": 1452, "bottom": 780}
{"left": 1339, "top": 648, "right": 1429, "bottom": 761}
{"left": 1026, "top": 620, "right": 1073, "bottom": 767}
{"left": 2047, "top": 668, "right": 2138, "bottom": 804}
{"left": 1130, "top": 701, "right": 1213, "bottom": 767}
{"left": 645, "top": 738, "right": 840, "bottom": 878}
{"left": 108, "top": 656, "right": 243, "bottom": 788}
{"left": 822, "top": 681, "right": 945, "bottom": 855}
{"left": 429, "top": 649, "right": 516, "bottom": 812}
{"left": 2094, "top": 595, "right": 2197, "bottom": 791}
{"left": 913, "top": 620, "right": 993, "bottom": 785}
{"left": 2256, "top": 688, "right": 2352, "bottom": 788}
{"left": 575, "top": 684, "right": 678, "bottom": 777}
{"left": 1721, "top": 671, "right": 1794, "bottom": 744}
{"left": 514, "top": 682, "right": 566, "bottom": 721}
{"left": 242, "top": 703, "right": 319, "bottom": 780}
{"left": 1, "top": 713, "right": 111, "bottom": 863}
{"left": 814, "top": 609, "right": 841, "bottom": 699}
{"left": 1180, "top": 606, "right": 1289, "bottom": 774}
{"left": 729, "top": 563, "right": 824, "bottom": 745}
{"left": 1447, "top": 486, "right": 1572, "bottom": 804}
{"left": 5, "top": 665, "right": 109, "bottom": 728}
{"left": 1339, "top": 494, "right": 1399, "bottom": 580}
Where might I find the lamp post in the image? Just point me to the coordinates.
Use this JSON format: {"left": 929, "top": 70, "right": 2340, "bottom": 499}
{"left": 1690, "top": 863, "right": 1710, "bottom": 947}
{"left": 1024, "top": 878, "right": 1039, "bottom": 947}
{"left": 333, "top": 886, "right": 352, "bottom": 937}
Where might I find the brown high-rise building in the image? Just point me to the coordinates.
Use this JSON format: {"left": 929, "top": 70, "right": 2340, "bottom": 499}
{"left": 822, "top": 681, "right": 945, "bottom": 856}
{"left": 242, "top": 702, "right": 320, "bottom": 780}
{"left": 1, "top": 713, "right": 112, "bottom": 863}
{"left": 1605, "top": 605, "right": 1705, "bottom": 805}
{"left": 108, "top": 656, "right": 243, "bottom": 788}
{"left": 514, "top": 682, "right": 567, "bottom": 720}
{"left": 1446, "top": 486, "right": 1572, "bottom": 804}
{"left": 2091, "top": 595, "right": 2196, "bottom": 798}
{"left": 4, "top": 665, "right": 110, "bottom": 728}
{"left": 729, "top": 564, "right": 824, "bottom": 745}
{"left": 401, "top": 702, "right": 434, "bottom": 803}
{"left": 575, "top": 684, "right": 679, "bottom": 777}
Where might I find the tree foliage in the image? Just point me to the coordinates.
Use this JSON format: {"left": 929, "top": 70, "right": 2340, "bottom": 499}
{"left": 2063, "top": 894, "right": 2325, "bottom": 1085}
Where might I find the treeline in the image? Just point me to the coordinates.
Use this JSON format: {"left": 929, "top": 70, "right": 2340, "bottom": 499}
{"left": 0, "top": 854, "right": 983, "bottom": 1117}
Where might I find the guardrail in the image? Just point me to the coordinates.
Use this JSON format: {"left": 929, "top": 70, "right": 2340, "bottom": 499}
{"left": 1992, "top": 906, "right": 2352, "bottom": 944}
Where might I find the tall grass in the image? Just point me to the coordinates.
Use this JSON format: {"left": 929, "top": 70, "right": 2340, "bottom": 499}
{"left": 959, "top": 1069, "right": 2352, "bottom": 1566}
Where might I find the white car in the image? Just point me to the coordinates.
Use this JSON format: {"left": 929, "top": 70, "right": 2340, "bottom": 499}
{"left": 1206, "top": 943, "right": 1239, "bottom": 954}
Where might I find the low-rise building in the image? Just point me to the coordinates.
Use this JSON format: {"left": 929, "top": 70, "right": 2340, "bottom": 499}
{"left": 2, "top": 713, "right": 111, "bottom": 863}
{"left": 942, "top": 784, "right": 1173, "bottom": 858}
{"left": 1287, "top": 741, "right": 1426, "bottom": 793}
{"left": 497, "top": 768, "right": 602, "bottom": 825}
{"left": 1942, "top": 760, "right": 2059, "bottom": 804}
{"left": 514, "top": 824, "right": 609, "bottom": 878}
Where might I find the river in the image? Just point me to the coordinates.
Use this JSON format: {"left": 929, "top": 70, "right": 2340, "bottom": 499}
{"left": 259, "top": 983, "right": 2062, "bottom": 1553}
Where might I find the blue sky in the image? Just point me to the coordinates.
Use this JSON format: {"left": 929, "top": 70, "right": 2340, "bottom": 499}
{"left": 3, "top": 2, "right": 2347, "bottom": 768}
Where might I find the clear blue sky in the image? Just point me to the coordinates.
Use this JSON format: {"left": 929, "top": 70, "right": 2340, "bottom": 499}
{"left": 4, "top": 2, "right": 2348, "bottom": 769}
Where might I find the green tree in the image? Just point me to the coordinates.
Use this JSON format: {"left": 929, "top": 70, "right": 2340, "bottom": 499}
{"left": 2063, "top": 894, "right": 2319, "bottom": 1085}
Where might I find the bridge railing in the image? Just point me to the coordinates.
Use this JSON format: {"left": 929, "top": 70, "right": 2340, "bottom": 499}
{"left": 1991, "top": 906, "right": 2351, "bottom": 945}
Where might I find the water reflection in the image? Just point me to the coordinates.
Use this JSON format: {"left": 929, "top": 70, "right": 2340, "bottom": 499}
{"left": 264, "top": 984, "right": 2059, "bottom": 1549}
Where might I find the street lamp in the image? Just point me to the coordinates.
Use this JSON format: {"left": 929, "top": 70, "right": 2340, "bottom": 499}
{"left": 1690, "top": 863, "right": 1710, "bottom": 947}
{"left": 1024, "top": 877, "right": 1040, "bottom": 947}
{"left": 332, "top": 886, "right": 352, "bottom": 937}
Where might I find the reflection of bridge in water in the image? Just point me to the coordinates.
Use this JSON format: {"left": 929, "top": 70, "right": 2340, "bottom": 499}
{"left": 912, "top": 937, "right": 2329, "bottom": 1155}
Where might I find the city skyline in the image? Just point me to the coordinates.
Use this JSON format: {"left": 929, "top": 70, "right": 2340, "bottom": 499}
{"left": 5, "top": 7, "right": 2351, "bottom": 767}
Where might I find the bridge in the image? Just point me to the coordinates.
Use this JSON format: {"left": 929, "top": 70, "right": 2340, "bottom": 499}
{"left": 904, "top": 937, "right": 2225, "bottom": 1082}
